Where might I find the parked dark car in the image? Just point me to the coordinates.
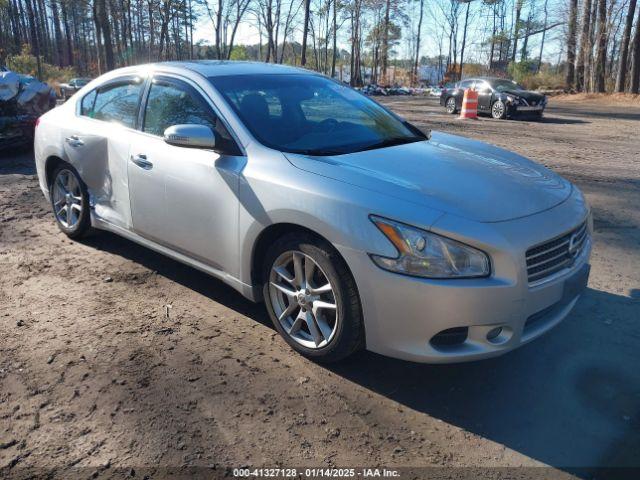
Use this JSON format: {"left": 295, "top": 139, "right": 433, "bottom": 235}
{"left": 440, "top": 77, "right": 547, "bottom": 119}
{"left": 59, "top": 78, "right": 92, "bottom": 100}
{"left": 362, "top": 84, "right": 388, "bottom": 96}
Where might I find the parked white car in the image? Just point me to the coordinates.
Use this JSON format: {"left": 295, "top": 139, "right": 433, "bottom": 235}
{"left": 34, "top": 61, "right": 592, "bottom": 363}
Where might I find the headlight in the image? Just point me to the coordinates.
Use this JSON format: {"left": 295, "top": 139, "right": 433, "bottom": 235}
{"left": 369, "top": 216, "right": 490, "bottom": 279}
{"left": 506, "top": 95, "right": 517, "bottom": 103}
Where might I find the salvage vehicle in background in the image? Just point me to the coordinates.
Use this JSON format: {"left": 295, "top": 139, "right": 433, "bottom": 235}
{"left": 0, "top": 113, "right": 39, "bottom": 152}
{"left": 0, "top": 70, "right": 56, "bottom": 151}
{"left": 34, "top": 61, "right": 591, "bottom": 363}
{"left": 59, "top": 78, "right": 92, "bottom": 101}
{"left": 440, "top": 77, "right": 547, "bottom": 119}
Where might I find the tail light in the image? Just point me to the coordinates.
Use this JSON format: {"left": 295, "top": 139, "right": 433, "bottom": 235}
{"left": 35, "top": 117, "right": 41, "bottom": 128}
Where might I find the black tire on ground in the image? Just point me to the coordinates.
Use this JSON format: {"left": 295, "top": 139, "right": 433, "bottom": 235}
{"left": 262, "top": 233, "right": 364, "bottom": 363}
{"left": 491, "top": 100, "right": 507, "bottom": 119}
{"left": 445, "top": 97, "right": 458, "bottom": 114}
{"left": 49, "top": 162, "right": 92, "bottom": 239}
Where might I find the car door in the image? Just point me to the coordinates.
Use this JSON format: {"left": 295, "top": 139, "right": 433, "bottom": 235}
{"left": 475, "top": 80, "right": 493, "bottom": 112}
{"left": 127, "top": 75, "right": 245, "bottom": 274}
{"left": 61, "top": 76, "right": 144, "bottom": 228}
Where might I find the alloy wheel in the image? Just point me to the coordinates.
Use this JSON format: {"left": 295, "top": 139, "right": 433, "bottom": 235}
{"left": 446, "top": 97, "right": 456, "bottom": 114}
{"left": 268, "top": 250, "right": 339, "bottom": 349}
{"left": 52, "top": 169, "right": 83, "bottom": 229}
{"left": 492, "top": 101, "right": 505, "bottom": 119}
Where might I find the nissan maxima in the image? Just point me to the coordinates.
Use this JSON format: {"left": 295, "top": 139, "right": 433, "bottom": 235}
{"left": 34, "top": 61, "right": 591, "bottom": 363}
{"left": 441, "top": 77, "right": 547, "bottom": 119}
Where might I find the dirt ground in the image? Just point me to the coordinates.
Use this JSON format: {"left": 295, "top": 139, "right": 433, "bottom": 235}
{"left": 1, "top": 97, "right": 639, "bottom": 480}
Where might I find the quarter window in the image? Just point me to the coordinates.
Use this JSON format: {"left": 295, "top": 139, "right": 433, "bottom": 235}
{"left": 80, "top": 90, "right": 97, "bottom": 116}
{"left": 88, "top": 80, "right": 143, "bottom": 128}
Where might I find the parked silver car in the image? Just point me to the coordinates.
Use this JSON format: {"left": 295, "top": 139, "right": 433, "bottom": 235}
{"left": 34, "top": 61, "right": 592, "bottom": 363}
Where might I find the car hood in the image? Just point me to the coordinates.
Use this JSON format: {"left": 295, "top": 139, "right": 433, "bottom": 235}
{"left": 502, "top": 89, "right": 545, "bottom": 103}
{"left": 284, "top": 131, "right": 571, "bottom": 223}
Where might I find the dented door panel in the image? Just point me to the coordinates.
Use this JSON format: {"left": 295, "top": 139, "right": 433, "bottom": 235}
{"left": 61, "top": 118, "right": 135, "bottom": 229}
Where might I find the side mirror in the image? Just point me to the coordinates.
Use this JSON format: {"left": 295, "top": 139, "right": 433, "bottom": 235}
{"left": 163, "top": 124, "right": 217, "bottom": 149}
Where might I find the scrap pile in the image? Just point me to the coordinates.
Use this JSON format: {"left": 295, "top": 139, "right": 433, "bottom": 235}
{"left": 0, "top": 69, "right": 56, "bottom": 150}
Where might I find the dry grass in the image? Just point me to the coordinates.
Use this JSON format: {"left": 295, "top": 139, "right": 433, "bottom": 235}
{"left": 553, "top": 92, "right": 640, "bottom": 106}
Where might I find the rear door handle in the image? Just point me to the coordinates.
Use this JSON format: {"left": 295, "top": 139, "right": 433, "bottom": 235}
{"left": 65, "top": 135, "right": 84, "bottom": 147}
{"left": 130, "top": 154, "right": 153, "bottom": 170}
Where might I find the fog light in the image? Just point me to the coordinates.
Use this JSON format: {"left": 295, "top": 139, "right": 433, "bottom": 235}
{"left": 487, "top": 327, "right": 503, "bottom": 341}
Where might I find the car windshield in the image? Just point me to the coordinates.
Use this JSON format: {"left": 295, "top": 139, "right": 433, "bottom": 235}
{"left": 489, "top": 79, "right": 526, "bottom": 92}
{"left": 208, "top": 74, "right": 425, "bottom": 156}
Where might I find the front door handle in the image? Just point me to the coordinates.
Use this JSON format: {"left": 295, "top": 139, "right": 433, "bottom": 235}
{"left": 65, "top": 135, "right": 84, "bottom": 147}
{"left": 130, "top": 154, "right": 153, "bottom": 170}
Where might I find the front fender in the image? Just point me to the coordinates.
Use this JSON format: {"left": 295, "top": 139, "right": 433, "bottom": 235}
{"left": 236, "top": 156, "right": 444, "bottom": 289}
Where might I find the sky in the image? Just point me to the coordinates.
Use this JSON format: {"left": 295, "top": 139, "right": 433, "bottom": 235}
{"left": 192, "top": 0, "right": 567, "bottom": 65}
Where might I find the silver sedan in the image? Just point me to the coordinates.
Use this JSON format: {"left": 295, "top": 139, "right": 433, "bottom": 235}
{"left": 34, "top": 61, "right": 592, "bottom": 363}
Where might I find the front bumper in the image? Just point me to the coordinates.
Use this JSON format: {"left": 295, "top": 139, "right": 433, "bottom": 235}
{"left": 516, "top": 105, "right": 544, "bottom": 112}
{"left": 507, "top": 102, "right": 545, "bottom": 115}
{"left": 338, "top": 200, "right": 591, "bottom": 363}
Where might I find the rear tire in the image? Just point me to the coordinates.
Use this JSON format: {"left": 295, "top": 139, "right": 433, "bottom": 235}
{"left": 49, "top": 163, "right": 92, "bottom": 239}
{"left": 262, "top": 233, "right": 364, "bottom": 363}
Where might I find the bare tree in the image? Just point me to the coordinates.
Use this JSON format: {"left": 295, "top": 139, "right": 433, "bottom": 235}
{"left": 301, "top": 0, "right": 311, "bottom": 64}
{"left": 565, "top": 0, "right": 578, "bottom": 88}
{"left": 459, "top": 0, "right": 472, "bottom": 79}
{"left": 615, "top": 0, "right": 637, "bottom": 91}
{"left": 594, "top": 0, "right": 608, "bottom": 92}
{"left": 576, "top": 0, "right": 593, "bottom": 90}
{"left": 631, "top": 6, "right": 640, "bottom": 92}
{"left": 412, "top": 0, "right": 425, "bottom": 85}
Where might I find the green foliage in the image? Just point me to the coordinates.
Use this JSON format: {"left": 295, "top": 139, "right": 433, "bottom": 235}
{"left": 507, "top": 60, "right": 537, "bottom": 82}
{"left": 5, "top": 45, "right": 76, "bottom": 84}
{"left": 229, "top": 45, "right": 249, "bottom": 61}
{"left": 507, "top": 61, "right": 565, "bottom": 90}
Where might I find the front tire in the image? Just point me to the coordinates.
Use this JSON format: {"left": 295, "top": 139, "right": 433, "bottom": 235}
{"left": 491, "top": 100, "right": 507, "bottom": 119}
{"left": 445, "top": 97, "right": 458, "bottom": 114}
{"left": 50, "top": 163, "right": 91, "bottom": 239}
{"left": 262, "top": 233, "right": 364, "bottom": 362}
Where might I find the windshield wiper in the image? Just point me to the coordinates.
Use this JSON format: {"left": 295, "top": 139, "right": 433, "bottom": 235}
{"left": 357, "top": 136, "right": 423, "bottom": 153}
{"left": 292, "top": 148, "right": 347, "bottom": 156}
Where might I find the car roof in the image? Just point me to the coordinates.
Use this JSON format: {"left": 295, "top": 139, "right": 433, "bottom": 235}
{"left": 159, "top": 60, "right": 311, "bottom": 77}
{"left": 461, "top": 77, "right": 516, "bottom": 83}
{"left": 88, "top": 61, "right": 320, "bottom": 90}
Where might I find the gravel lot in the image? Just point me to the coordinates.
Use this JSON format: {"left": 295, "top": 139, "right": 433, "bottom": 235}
{"left": 1, "top": 96, "right": 639, "bottom": 479}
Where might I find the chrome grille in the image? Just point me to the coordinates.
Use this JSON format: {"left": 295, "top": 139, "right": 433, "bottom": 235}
{"left": 526, "top": 221, "right": 589, "bottom": 284}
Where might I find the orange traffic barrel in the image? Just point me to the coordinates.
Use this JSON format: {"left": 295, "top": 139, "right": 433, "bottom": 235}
{"left": 459, "top": 88, "right": 478, "bottom": 119}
